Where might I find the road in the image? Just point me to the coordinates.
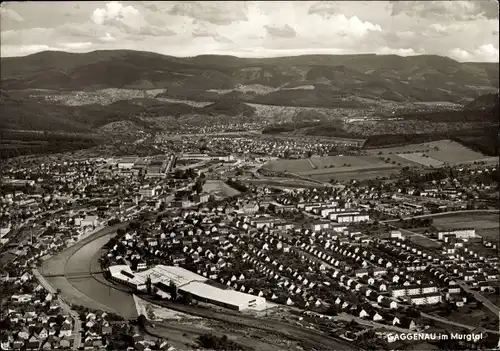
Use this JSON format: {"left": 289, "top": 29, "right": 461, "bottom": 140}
{"left": 456, "top": 280, "right": 500, "bottom": 318}
{"left": 32, "top": 268, "right": 82, "bottom": 349}
{"left": 380, "top": 209, "right": 499, "bottom": 223}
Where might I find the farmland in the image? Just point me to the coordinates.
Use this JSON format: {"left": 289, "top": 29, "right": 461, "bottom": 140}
{"left": 263, "top": 155, "right": 405, "bottom": 174}
{"left": 309, "top": 155, "right": 385, "bottom": 168}
{"left": 308, "top": 168, "right": 402, "bottom": 182}
{"left": 366, "top": 140, "right": 489, "bottom": 165}
{"left": 396, "top": 153, "right": 444, "bottom": 167}
{"left": 261, "top": 138, "right": 495, "bottom": 182}
{"left": 432, "top": 213, "right": 499, "bottom": 230}
{"left": 263, "top": 159, "right": 314, "bottom": 173}
{"left": 263, "top": 155, "right": 409, "bottom": 181}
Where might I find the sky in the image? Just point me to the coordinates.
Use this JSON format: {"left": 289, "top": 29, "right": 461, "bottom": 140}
{"left": 1, "top": 1, "right": 499, "bottom": 62}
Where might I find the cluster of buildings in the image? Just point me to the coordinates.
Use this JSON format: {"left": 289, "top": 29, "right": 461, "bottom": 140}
{"left": 156, "top": 135, "right": 361, "bottom": 160}
{"left": 0, "top": 271, "right": 76, "bottom": 350}
{"left": 1, "top": 133, "right": 498, "bottom": 350}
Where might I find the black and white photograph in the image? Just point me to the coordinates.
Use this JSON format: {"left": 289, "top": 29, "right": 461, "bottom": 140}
{"left": 0, "top": 1, "right": 499, "bottom": 350}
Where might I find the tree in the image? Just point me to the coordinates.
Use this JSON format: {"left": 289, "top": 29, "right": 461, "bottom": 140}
{"left": 182, "top": 291, "right": 193, "bottom": 305}
{"left": 406, "top": 308, "right": 421, "bottom": 318}
{"left": 146, "top": 276, "right": 152, "bottom": 294}
{"left": 137, "top": 314, "right": 147, "bottom": 328}
{"left": 170, "top": 281, "right": 178, "bottom": 301}
{"left": 194, "top": 180, "right": 203, "bottom": 194}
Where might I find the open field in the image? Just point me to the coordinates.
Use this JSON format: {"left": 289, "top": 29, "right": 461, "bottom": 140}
{"left": 263, "top": 159, "right": 314, "bottom": 172}
{"left": 309, "top": 168, "right": 402, "bottom": 182}
{"left": 477, "top": 228, "right": 500, "bottom": 242}
{"left": 433, "top": 213, "right": 499, "bottom": 230}
{"left": 242, "top": 177, "right": 326, "bottom": 188}
{"left": 396, "top": 153, "right": 444, "bottom": 167}
{"left": 299, "top": 164, "right": 398, "bottom": 176}
{"left": 427, "top": 140, "right": 491, "bottom": 164}
{"left": 366, "top": 140, "right": 489, "bottom": 165}
{"left": 263, "top": 154, "right": 424, "bottom": 182}
{"left": 365, "top": 140, "right": 447, "bottom": 154}
{"left": 203, "top": 180, "right": 241, "bottom": 197}
{"left": 310, "top": 155, "right": 384, "bottom": 168}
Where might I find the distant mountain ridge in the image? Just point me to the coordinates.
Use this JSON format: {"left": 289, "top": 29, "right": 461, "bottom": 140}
{"left": 1, "top": 50, "right": 498, "bottom": 104}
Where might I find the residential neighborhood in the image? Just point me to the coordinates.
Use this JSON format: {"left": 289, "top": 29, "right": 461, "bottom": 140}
{"left": 1, "top": 133, "right": 498, "bottom": 351}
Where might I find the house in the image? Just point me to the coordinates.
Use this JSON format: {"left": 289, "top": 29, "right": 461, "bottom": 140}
{"left": 13, "top": 340, "right": 24, "bottom": 350}
{"left": 18, "top": 328, "right": 30, "bottom": 340}
{"left": 27, "top": 335, "right": 41, "bottom": 350}
{"left": 59, "top": 339, "right": 71, "bottom": 349}
{"left": 60, "top": 321, "right": 72, "bottom": 337}
{"left": 241, "top": 203, "right": 259, "bottom": 215}
{"left": 372, "top": 312, "right": 384, "bottom": 322}
{"left": 102, "top": 325, "right": 112, "bottom": 335}
{"left": 359, "top": 309, "right": 370, "bottom": 318}
{"left": 399, "top": 317, "right": 417, "bottom": 330}
{"left": 39, "top": 328, "right": 48, "bottom": 339}
{"left": 380, "top": 298, "right": 398, "bottom": 310}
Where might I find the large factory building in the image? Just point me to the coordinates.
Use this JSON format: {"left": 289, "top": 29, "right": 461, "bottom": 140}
{"left": 108, "top": 264, "right": 266, "bottom": 311}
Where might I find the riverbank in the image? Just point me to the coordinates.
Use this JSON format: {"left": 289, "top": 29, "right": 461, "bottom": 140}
{"left": 40, "top": 222, "right": 138, "bottom": 318}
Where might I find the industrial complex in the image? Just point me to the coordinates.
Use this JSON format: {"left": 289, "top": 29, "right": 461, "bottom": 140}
{"left": 107, "top": 264, "right": 267, "bottom": 311}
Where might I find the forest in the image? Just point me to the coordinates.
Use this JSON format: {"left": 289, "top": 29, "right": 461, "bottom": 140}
{"left": 0, "top": 130, "right": 101, "bottom": 159}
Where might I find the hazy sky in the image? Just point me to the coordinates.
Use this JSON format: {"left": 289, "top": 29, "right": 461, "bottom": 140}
{"left": 1, "top": 1, "right": 499, "bottom": 61}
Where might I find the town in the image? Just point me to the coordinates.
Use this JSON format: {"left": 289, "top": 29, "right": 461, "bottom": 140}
{"left": 1, "top": 133, "right": 499, "bottom": 351}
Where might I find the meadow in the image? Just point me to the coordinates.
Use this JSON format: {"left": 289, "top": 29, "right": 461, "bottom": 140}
{"left": 433, "top": 213, "right": 499, "bottom": 230}
{"left": 263, "top": 159, "right": 315, "bottom": 172}
{"left": 366, "top": 140, "right": 488, "bottom": 165}
{"left": 396, "top": 153, "right": 444, "bottom": 167}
